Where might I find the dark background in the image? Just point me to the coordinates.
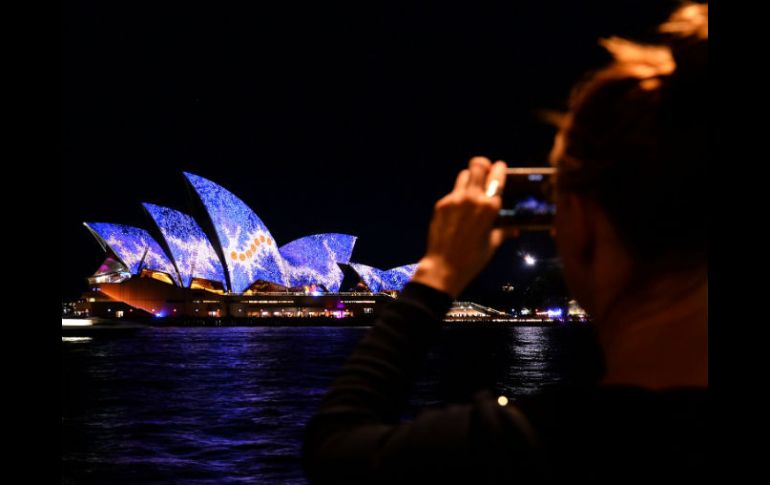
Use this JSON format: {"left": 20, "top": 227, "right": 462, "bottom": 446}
{"left": 61, "top": 0, "right": 681, "bottom": 306}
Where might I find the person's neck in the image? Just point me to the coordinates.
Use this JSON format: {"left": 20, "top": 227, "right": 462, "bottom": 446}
{"left": 596, "top": 267, "right": 708, "bottom": 391}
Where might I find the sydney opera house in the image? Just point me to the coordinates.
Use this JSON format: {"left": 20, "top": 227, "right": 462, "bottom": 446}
{"left": 76, "top": 172, "right": 417, "bottom": 321}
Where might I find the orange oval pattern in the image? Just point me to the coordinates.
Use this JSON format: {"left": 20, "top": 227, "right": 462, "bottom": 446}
{"left": 231, "top": 235, "right": 275, "bottom": 263}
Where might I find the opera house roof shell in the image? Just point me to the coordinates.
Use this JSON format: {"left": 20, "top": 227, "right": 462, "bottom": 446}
{"left": 85, "top": 173, "right": 416, "bottom": 294}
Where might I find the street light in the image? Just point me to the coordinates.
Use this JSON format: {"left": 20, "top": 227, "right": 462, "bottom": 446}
{"left": 523, "top": 253, "right": 537, "bottom": 266}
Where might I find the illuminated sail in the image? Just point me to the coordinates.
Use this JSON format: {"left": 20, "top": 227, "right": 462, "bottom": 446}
{"left": 348, "top": 262, "right": 417, "bottom": 292}
{"left": 280, "top": 234, "right": 357, "bottom": 292}
{"left": 84, "top": 222, "right": 179, "bottom": 284}
{"left": 184, "top": 172, "right": 289, "bottom": 292}
{"left": 143, "top": 203, "right": 227, "bottom": 288}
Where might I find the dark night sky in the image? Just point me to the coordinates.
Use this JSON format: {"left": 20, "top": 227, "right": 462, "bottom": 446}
{"left": 61, "top": 0, "right": 679, "bottom": 302}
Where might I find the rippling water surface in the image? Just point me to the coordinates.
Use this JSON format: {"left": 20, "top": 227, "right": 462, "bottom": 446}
{"left": 61, "top": 325, "right": 600, "bottom": 484}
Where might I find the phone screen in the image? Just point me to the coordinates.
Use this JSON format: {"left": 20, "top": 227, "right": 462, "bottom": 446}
{"left": 495, "top": 167, "right": 556, "bottom": 229}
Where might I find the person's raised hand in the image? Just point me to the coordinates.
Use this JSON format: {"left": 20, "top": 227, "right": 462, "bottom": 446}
{"left": 412, "top": 157, "right": 509, "bottom": 299}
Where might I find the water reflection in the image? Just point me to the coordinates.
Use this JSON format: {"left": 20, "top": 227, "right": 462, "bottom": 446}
{"left": 62, "top": 337, "right": 93, "bottom": 343}
{"left": 62, "top": 326, "right": 599, "bottom": 484}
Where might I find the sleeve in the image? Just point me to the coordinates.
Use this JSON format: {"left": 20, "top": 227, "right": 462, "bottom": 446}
{"left": 302, "top": 282, "right": 543, "bottom": 484}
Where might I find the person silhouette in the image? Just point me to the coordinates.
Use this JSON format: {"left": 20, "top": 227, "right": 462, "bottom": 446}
{"left": 304, "top": 4, "right": 708, "bottom": 483}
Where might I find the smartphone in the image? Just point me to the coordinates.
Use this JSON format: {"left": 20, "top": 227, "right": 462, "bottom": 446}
{"left": 495, "top": 167, "right": 556, "bottom": 229}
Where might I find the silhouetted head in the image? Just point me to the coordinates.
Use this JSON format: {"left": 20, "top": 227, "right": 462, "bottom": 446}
{"left": 550, "top": 3, "right": 708, "bottom": 319}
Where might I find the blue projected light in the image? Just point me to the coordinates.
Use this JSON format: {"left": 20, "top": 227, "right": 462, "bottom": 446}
{"left": 184, "top": 172, "right": 290, "bottom": 293}
{"left": 85, "top": 173, "right": 419, "bottom": 294}
{"left": 348, "top": 263, "right": 418, "bottom": 293}
{"left": 279, "top": 234, "right": 357, "bottom": 292}
{"left": 382, "top": 264, "right": 418, "bottom": 290}
{"left": 84, "top": 223, "right": 180, "bottom": 284}
{"left": 513, "top": 196, "right": 556, "bottom": 215}
{"left": 143, "top": 203, "right": 227, "bottom": 289}
{"left": 347, "top": 263, "right": 385, "bottom": 292}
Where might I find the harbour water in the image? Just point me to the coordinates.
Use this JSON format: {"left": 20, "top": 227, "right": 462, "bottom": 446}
{"left": 61, "top": 324, "right": 601, "bottom": 484}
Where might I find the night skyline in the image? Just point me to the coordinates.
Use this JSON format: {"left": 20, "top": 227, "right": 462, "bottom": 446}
{"left": 61, "top": 0, "right": 679, "bottom": 300}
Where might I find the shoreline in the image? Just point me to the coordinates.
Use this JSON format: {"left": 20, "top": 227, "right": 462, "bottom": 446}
{"left": 62, "top": 316, "right": 589, "bottom": 336}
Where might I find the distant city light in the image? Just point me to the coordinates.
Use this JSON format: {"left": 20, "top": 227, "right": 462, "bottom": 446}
{"left": 523, "top": 254, "right": 536, "bottom": 266}
{"left": 546, "top": 308, "right": 563, "bottom": 319}
{"left": 568, "top": 299, "right": 588, "bottom": 317}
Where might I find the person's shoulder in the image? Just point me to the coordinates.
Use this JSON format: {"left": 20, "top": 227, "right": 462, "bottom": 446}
{"left": 468, "top": 384, "right": 708, "bottom": 442}
{"left": 509, "top": 385, "right": 708, "bottom": 455}
{"left": 504, "top": 386, "right": 708, "bottom": 479}
{"left": 514, "top": 384, "right": 707, "bottom": 420}
{"left": 516, "top": 383, "right": 707, "bottom": 403}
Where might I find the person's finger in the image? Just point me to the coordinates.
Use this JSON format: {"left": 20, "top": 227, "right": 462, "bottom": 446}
{"left": 490, "top": 228, "right": 506, "bottom": 248}
{"left": 467, "top": 157, "right": 491, "bottom": 192}
{"left": 485, "top": 160, "right": 507, "bottom": 197}
{"left": 453, "top": 169, "right": 470, "bottom": 192}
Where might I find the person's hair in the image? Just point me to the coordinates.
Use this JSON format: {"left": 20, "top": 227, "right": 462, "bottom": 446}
{"left": 554, "top": 2, "right": 708, "bottom": 270}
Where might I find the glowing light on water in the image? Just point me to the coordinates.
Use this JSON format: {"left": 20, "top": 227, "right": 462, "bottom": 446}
{"left": 61, "top": 337, "right": 92, "bottom": 342}
{"left": 62, "top": 318, "right": 94, "bottom": 327}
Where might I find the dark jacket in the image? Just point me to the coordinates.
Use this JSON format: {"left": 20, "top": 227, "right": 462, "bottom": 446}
{"left": 303, "top": 282, "right": 707, "bottom": 484}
